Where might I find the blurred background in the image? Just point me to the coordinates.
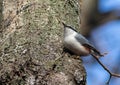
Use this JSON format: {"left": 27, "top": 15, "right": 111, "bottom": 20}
{"left": 81, "top": 0, "right": 120, "bottom": 85}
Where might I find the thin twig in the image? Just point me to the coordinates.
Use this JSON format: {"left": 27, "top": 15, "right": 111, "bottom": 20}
{"left": 91, "top": 54, "right": 120, "bottom": 84}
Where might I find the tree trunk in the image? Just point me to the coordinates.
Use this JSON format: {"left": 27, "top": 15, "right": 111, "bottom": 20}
{"left": 0, "top": 0, "right": 86, "bottom": 85}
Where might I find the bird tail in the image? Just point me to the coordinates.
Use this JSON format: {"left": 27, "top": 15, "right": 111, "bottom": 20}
{"left": 90, "top": 49, "right": 107, "bottom": 58}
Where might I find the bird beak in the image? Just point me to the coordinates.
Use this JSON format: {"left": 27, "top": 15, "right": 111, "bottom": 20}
{"left": 62, "top": 22, "right": 67, "bottom": 27}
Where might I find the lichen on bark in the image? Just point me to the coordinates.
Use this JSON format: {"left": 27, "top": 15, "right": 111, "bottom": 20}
{"left": 0, "top": 0, "right": 86, "bottom": 85}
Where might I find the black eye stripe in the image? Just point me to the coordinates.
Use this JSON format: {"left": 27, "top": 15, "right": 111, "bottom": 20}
{"left": 65, "top": 26, "right": 78, "bottom": 32}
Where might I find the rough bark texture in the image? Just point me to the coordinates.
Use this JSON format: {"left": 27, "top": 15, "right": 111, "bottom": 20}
{"left": 0, "top": 0, "right": 86, "bottom": 85}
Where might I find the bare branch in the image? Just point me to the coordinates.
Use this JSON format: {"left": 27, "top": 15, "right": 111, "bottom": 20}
{"left": 91, "top": 54, "right": 120, "bottom": 84}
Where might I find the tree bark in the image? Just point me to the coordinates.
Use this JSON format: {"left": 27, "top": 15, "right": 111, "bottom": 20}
{"left": 0, "top": 0, "right": 86, "bottom": 85}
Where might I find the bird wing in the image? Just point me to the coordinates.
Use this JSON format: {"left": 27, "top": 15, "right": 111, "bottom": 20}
{"left": 82, "top": 44, "right": 102, "bottom": 56}
{"left": 75, "top": 34, "right": 102, "bottom": 56}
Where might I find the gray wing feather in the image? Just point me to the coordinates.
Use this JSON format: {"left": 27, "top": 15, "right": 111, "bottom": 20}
{"left": 75, "top": 34, "right": 102, "bottom": 56}
{"left": 75, "top": 34, "right": 92, "bottom": 46}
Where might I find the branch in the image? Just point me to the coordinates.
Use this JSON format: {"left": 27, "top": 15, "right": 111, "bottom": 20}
{"left": 91, "top": 54, "right": 120, "bottom": 85}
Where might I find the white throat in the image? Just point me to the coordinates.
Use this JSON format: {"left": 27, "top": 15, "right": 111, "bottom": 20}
{"left": 64, "top": 27, "right": 77, "bottom": 37}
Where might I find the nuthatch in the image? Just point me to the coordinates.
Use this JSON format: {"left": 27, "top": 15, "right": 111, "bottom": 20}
{"left": 62, "top": 22, "right": 103, "bottom": 57}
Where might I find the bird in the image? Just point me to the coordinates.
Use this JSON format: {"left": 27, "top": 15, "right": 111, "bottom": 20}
{"left": 62, "top": 22, "right": 104, "bottom": 57}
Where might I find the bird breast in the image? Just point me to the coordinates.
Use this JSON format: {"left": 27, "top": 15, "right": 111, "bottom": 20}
{"left": 64, "top": 35, "right": 90, "bottom": 56}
